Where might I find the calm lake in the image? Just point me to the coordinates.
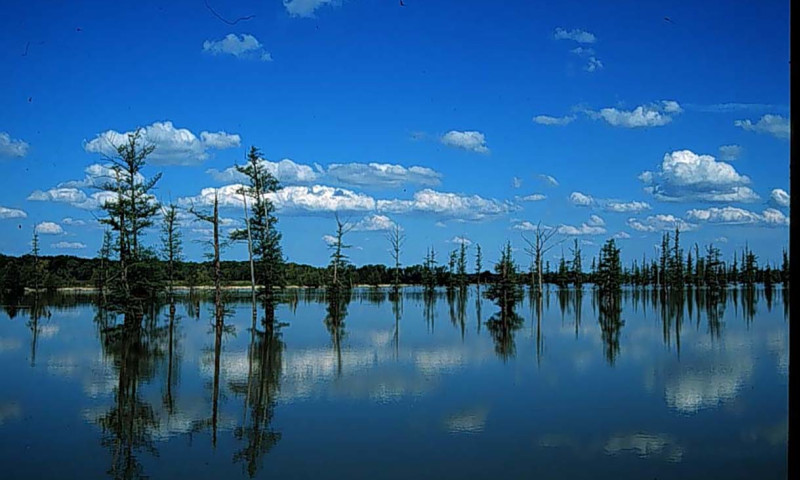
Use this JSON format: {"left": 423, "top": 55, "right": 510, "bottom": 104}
{"left": 0, "top": 286, "right": 788, "bottom": 479}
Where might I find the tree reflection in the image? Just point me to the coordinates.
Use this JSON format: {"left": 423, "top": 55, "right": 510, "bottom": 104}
{"left": 232, "top": 306, "right": 284, "bottom": 477}
{"left": 597, "top": 293, "right": 624, "bottom": 366}
{"left": 485, "top": 243, "right": 524, "bottom": 361}
{"left": 324, "top": 287, "right": 351, "bottom": 377}
{"left": 94, "top": 309, "right": 166, "bottom": 480}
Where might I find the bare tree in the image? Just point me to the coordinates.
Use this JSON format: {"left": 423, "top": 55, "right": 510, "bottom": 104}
{"left": 329, "top": 213, "right": 354, "bottom": 289}
{"left": 189, "top": 190, "right": 223, "bottom": 314}
{"left": 386, "top": 223, "right": 405, "bottom": 293}
{"left": 522, "top": 222, "right": 560, "bottom": 297}
{"left": 160, "top": 203, "right": 182, "bottom": 302}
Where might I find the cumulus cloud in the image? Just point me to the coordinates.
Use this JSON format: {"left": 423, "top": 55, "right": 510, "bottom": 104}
{"left": 769, "top": 188, "right": 790, "bottom": 208}
{"left": 734, "top": 114, "right": 790, "bottom": 139}
{"left": 604, "top": 200, "right": 651, "bottom": 213}
{"left": 533, "top": 115, "right": 575, "bottom": 126}
{"left": 58, "top": 163, "right": 144, "bottom": 189}
{"left": 718, "top": 144, "right": 742, "bottom": 161}
{"left": 627, "top": 214, "right": 698, "bottom": 232}
{"left": 440, "top": 130, "right": 489, "bottom": 154}
{"left": 569, "top": 191, "right": 594, "bottom": 206}
{"left": 28, "top": 187, "right": 118, "bottom": 210}
{"left": 538, "top": 174, "right": 559, "bottom": 187}
{"left": 0, "top": 132, "right": 29, "bottom": 158}
{"left": 322, "top": 234, "right": 337, "bottom": 246}
{"left": 449, "top": 236, "right": 472, "bottom": 246}
{"left": 52, "top": 241, "right": 86, "bottom": 249}
{"left": 586, "top": 101, "right": 682, "bottom": 128}
{"left": 553, "top": 27, "right": 596, "bottom": 43}
{"left": 84, "top": 121, "right": 241, "bottom": 166}
{"left": 640, "top": 149, "right": 759, "bottom": 203}
{"left": 352, "top": 214, "right": 397, "bottom": 232}
{"left": 207, "top": 158, "right": 319, "bottom": 184}
{"left": 613, "top": 231, "right": 631, "bottom": 239}
{"left": 587, "top": 214, "right": 605, "bottom": 226}
{"left": 326, "top": 162, "right": 442, "bottom": 188}
{"left": 585, "top": 56, "right": 603, "bottom": 72}
{"left": 377, "top": 189, "right": 514, "bottom": 221}
{"left": 35, "top": 222, "right": 63, "bottom": 235}
{"left": 284, "top": 0, "right": 335, "bottom": 17}
{"left": 180, "top": 184, "right": 376, "bottom": 214}
{"left": 557, "top": 222, "right": 606, "bottom": 235}
{"left": 512, "top": 221, "right": 537, "bottom": 231}
{"left": 202, "top": 34, "right": 272, "bottom": 61}
{"left": 686, "top": 206, "right": 789, "bottom": 227}
{"left": 511, "top": 177, "right": 523, "bottom": 188}
{"left": 519, "top": 193, "right": 546, "bottom": 202}
{"left": 61, "top": 218, "right": 87, "bottom": 226}
{"left": 0, "top": 206, "right": 26, "bottom": 219}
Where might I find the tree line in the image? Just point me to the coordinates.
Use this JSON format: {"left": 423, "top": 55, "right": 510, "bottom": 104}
{"left": 0, "top": 134, "right": 790, "bottom": 310}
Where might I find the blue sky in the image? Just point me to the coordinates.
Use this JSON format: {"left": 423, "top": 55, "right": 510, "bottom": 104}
{"left": 0, "top": 0, "right": 790, "bottom": 268}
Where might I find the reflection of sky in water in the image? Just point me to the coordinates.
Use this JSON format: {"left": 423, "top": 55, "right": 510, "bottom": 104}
{"left": 0, "top": 287, "right": 788, "bottom": 479}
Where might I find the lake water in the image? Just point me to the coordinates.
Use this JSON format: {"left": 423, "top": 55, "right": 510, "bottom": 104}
{"left": 0, "top": 286, "right": 788, "bottom": 479}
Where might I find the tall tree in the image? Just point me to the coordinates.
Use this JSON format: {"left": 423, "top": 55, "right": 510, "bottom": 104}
{"left": 475, "top": 243, "right": 483, "bottom": 287}
{"left": 328, "top": 213, "right": 353, "bottom": 291}
{"left": 189, "top": 191, "right": 223, "bottom": 314}
{"left": 230, "top": 146, "right": 284, "bottom": 311}
{"left": 160, "top": 203, "right": 182, "bottom": 302}
{"left": 386, "top": 224, "right": 405, "bottom": 294}
{"left": 521, "top": 222, "right": 559, "bottom": 296}
{"left": 96, "top": 131, "right": 162, "bottom": 306}
{"left": 457, "top": 241, "right": 468, "bottom": 289}
{"left": 570, "top": 238, "right": 582, "bottom": 288}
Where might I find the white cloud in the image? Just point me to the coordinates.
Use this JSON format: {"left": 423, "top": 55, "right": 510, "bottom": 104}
{"left": 640, "top": 149, "right": 759, "bottom": 203}
{"left": 36, "top": 222, "right": 63, "bottom": 235}
{"left": 585, "top": 56, "right": 603, "bottom": 72}
{"left": 352, "top": 214, "right": 397, "bottom": 232}
{"left": 627, "top": 214, "right": 698, "bottom": 232}
{"left": 612, "top": 231, "right": 631, "bottom": 239}
{"left": 0, "top": 206, "right": 26, "bottom": 219}
{"left": 538, "top": 174, "right": 559, "bottom": 187}
{"left": 714, "top": 236, "right": 728, "bottom": 243}
{"left": 512, "top": 177, "right": 523, "bottom": 188}
{"left": 449, "top": 236, "right": 472, "bottom": 246}
{"left": 570, "top": 46, "right": 595, "bottom": 56}
{"left": 0, "top": 132, "right": 29, "bottom": 158}
{"left": 326, "top": 163, "right": 442, "bottom": 188}
{"left": 686, "top": 206, "right": 789, "bottom": 227}
{"left": 512, "top": 221, "right": 537, "bottom": 231}
{"left": 322, "top": 234, "right": 337, "bottom": 246}
{"left": 284, "top": 0, "right": 335, "bottom": 17}
{"left": 557, "top": 222, "right": 606, "bottom": 236}
{"left": 377, "top": 189, "right": 514, "bottom": 221}
{"left": 28, "top": 188, "right": 87, "bottom": 204}
{"left": 440, "top": 130, "right": 489, "bottom": 154}
{"left": 520, "top": 193, "right": 546, "bottom": 202}
{"left": 734, "top": 114, "right": 790, "bottom": 139}
{"left": 52, "top": 241, "right": 86, "bottom": 249}
{"left": 587, "top": 101, "right": 681, "bottom": 128}
{"left": 58, "top": 163, "right": 143, "bottom": 189}
{"left": 271, "top": 185, "right": 376, "bottom": 213}
{"left": 769, "top": 188, "right": 790, "bottom": 208}
{"left": 181, "top": 184, "right": 376, "bottom": 214}
{"left": 587, "top": 214, "right": 605, "bottom": 226}
{"left": 569, "top": 191, "right": 594, "bottom": 206}
{"left": 28, "top": 187, "right": 117, "bottom": 210}
{"left": 207, "top": 158, "right": 319, "bottom": 184}
{"left": 604, "top": 200, "right": 651, "bottom": 213}
{"left": 553, "top": 27, "right": 596, "bottom": 43}
{"left": 718, "top": 144, "right": 742, "bottom": 161}
{"left": 202, "top": 34, "right": 272, "bottom": 61}
{"left": 61, "top": 218, "right": 86, "bottom": 226}
{"left": 533, "top": 115, "right": 575, "bottom": 126}
{"left": 84, "top": 121, "right": 241, "bottom": 166}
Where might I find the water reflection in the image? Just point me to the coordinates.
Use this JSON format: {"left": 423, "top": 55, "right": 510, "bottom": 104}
{"left": 0, "top": 285, "right": 788, "bottom": 479}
